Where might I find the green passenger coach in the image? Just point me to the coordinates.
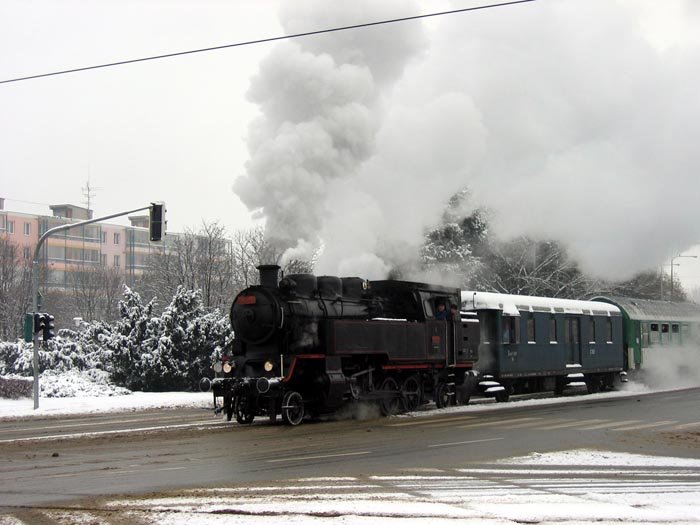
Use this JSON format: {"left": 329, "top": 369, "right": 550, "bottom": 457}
{"left": 591, "top": 296, "right": 700, "bottom": 372}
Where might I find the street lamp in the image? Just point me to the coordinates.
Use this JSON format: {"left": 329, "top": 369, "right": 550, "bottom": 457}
{"left": 670, "top": 253, "right": 698, "bottom": 300}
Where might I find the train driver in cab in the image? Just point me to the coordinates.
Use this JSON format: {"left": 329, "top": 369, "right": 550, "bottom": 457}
{"left": 435, "top": 301, "right": 449, "bottom": 320}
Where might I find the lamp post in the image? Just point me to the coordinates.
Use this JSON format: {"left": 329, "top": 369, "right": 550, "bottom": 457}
{"left": 670, "top": 254, "right": 698, "bottom": 301}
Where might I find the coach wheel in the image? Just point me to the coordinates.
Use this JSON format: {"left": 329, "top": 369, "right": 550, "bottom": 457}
{"left": 281, "top": 391, "right": 305, "bottom": 426}
{"left": 435, "top": 382, "right": 453, "bottom": 409}
{"left": 401, "top": 375, "right": 422, "bottom": 413}
{"left": 379, "top": 377, "right": 400, "bottom": 416}
{"left": 234, "top": 394, "right": 255, "bottom": 425}
{"left": 494, "top": 387, "right": 510, "bottom": 403}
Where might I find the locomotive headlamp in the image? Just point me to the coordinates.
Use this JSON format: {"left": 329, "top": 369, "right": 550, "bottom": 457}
{"left": 213, "top": 362, "right": 223, "bottom": 373}
{"left": 264, "top": 360, "right": 275, "bottom": 372}
{"left": 223, "top": 362, "right": 233, "bottom": 374}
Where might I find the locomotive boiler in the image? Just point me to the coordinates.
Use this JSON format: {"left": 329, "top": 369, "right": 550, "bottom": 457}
{"left": 208, "top": 265, "right": 479, "bottom": 425}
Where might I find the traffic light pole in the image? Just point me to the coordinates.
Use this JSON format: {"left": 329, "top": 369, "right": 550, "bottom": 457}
{"left": 30, "top": 204, "right": 162, "bottom": 409}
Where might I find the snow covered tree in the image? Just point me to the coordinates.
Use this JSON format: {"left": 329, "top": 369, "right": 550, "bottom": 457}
{"left": 138, "top": 287, "right": 231, "bottom": 391}
{"left": 419, "top": 189, "right": 488, "bottom": 287}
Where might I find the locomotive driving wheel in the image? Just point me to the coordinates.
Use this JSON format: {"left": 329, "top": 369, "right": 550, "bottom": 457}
{"left": 281, "top": 390, "right": 305, "bottom": 426}
{"left": 378, "top": 377, "right": 400, "bottom": 416}
{"left": 401, "top": 375, "right": 422, "bottom": 412}
{"left": 435, "top": 382, "right": 454, "bottom": 409}
{"left": 233, "top": 393, "right": 255, "bottom": 425}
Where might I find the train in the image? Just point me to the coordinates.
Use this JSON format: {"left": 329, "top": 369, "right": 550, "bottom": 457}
{"left": 203, "top": 265, "right": 700, "bottom": 425}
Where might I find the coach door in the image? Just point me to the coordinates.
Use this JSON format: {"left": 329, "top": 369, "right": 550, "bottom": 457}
{"left": 564, "top": 316, "right": 581, "bottom": 364}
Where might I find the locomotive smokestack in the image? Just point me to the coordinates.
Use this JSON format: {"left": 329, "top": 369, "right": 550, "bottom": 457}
{"left": 257, "top": 264, "right": 280, "bottom": 289}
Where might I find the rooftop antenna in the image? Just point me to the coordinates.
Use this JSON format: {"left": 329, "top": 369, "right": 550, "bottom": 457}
{"left": 82, "top": 170, "right": 102, "bottom": 213}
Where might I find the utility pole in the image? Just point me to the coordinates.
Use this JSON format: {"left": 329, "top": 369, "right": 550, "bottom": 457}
{"left": 670, "top": 253, "right": 698, "bottom": 301}
{"left": 27, "top": 203, "right": 165, "bottom": 409}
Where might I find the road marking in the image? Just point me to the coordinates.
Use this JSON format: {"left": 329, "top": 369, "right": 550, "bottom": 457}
{"left": 611, "top": 420, "right": 677, "bottom": 432}
{"left": 456, "top": 417, "right": 542, "bottom": 429}
{"left": 670, "top": 421, "right": 700, "bottom": 430}
{"left": 0, "top": 420, "right": 226, "bottom": 444}
{"left": 500, "top": 418, "right": 545, "bottom": 428}
{"left": 0, "top": 414, "right": 210, "bottom": 434}
{"left": 579, "top": 419, "right": 642, "bottom": 430}
{"left": 266, "top": 451, "right": 371, "bottom": 463}
{"left": 387, "top": 415, "right": 477, "bottom": 427}
{"left": 428, "top": 437, "right": 504, "bottom": 448}
{"left": 538, "top": 419, "right": 606, "bottom": 430}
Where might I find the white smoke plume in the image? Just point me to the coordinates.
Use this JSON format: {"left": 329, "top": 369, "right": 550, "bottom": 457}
{"left": 235, "top": 0, "right": 700, "bottom": 281}
{"left": 235, "top": 0, "right": 431, "bottom": 277}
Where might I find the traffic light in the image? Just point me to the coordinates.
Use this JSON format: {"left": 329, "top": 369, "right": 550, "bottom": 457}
{"left": 34, "top": 313, "right": 45, "bottom": 335}
{"left": 43, "top": 314, "right": 55, "bottom": 340}
{"left": 149, "top": 202, "right": 166, "bottom": 242}
{"left": 31, "top": 313, "right": 56, "bottom": 341}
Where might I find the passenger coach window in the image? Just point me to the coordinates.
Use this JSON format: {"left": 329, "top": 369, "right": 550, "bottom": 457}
{"left": 549, "top": 317, "right": 557, "bottom": 343}
{"left": 502, "top": 317, "right": 518, "bottom": 344}
{"left": 672, "top": 324, "right": 679, "bottom": 333}
{"left": 589, "top": 318, "right": 596, "bottom": 343}
{"left": 606, "top": 318, "right": 613, "bottom": 342}
{"left": 527, "top": 314, "right": 536, "bottom": 343}
{"left": 661, "top": 324, "right": 669, "bottom": 333}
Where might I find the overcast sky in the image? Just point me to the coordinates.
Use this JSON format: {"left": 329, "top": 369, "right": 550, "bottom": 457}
{"left": 2, "top": 0, "right": 699, "bottom": 290}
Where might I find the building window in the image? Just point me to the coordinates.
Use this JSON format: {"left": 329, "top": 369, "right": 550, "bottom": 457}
{"left": 113, "top": 232, "right": 120, "bottom": 245}
{"left": 100, "top": 253, "right": 107, "bottom": 266}
{"left": 6, "top": 220, "right": 14, "bottom": 234}
{"left": 589, "top": 317, "right": 596, "bottom": 343}
{"left": 549, "top": 316, "right": 557, "bottom": 343}
{"left": 101, "top": 231, "right": 106, "bottom": 243}
{"left": 114, "top": 255, "right": 120, "bottom": 267}
{"left": 527, "top": 314, "right": 536, "bottom": 343}
{"left": 23, "top": 222, "right": 31, "bottom": 235}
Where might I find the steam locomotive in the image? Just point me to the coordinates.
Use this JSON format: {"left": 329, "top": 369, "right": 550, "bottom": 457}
{"left": 206, "top": 265, "right": 479, "bottom": 425}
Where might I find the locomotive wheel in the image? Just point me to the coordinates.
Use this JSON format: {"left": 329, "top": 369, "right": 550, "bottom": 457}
{"left": 234, "top": 394, "right": 255, "bottom": 425}
{"left": 379, "top": 377, "right": 400, "bottom": 416}
{"left": 401, "top": 375, "right": 422, "bottom": 412}
{"left": 224, "top": 395, "right": 234, "bottom": 422}
{"left": 435, "top": 383, "right": 454, "bottom": 409}
{"left": 281, "top": 391, "right": 305, "bottom": 426}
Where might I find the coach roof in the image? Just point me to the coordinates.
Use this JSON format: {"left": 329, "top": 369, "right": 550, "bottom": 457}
{"left": 591, "top": 296, "right": 700, "bottom": 323}
{"left": 461, "top": 291, "right": 621, "bottom": 317}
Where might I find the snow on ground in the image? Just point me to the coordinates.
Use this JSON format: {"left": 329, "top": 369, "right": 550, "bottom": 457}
{"left": 0, "top": 390, "right": 212, "bottom": 419}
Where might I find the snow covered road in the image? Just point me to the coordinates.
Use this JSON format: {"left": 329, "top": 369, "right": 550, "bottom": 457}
{"left": 7, "top": 449, "right": 700, "bottom": 524}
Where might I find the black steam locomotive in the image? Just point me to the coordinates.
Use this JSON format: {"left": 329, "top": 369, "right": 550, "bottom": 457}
{"left": 207, "top": 265, "right": 479, "bottom": 425}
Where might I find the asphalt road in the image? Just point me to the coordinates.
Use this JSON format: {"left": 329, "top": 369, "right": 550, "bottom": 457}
{"left": 1, "top": 388, "right": 699, "bottom": 510}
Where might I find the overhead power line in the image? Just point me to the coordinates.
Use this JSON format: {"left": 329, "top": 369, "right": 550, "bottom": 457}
{"left": 0, "top": 0, "right": 535, "bottom": 85}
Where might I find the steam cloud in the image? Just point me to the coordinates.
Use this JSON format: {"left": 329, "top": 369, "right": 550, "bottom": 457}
{"left": 235, "top": 0, "right": 700, "bottom": 281}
